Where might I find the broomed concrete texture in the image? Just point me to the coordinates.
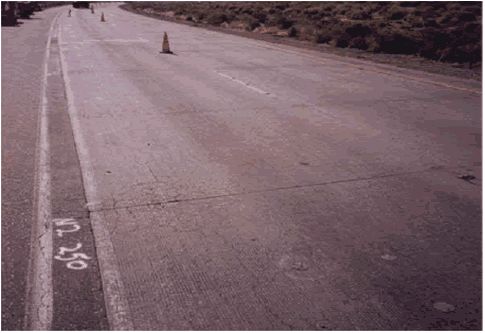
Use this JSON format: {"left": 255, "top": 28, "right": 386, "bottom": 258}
{"left": 59, "top": 4, "right": 481, "bottom": 330}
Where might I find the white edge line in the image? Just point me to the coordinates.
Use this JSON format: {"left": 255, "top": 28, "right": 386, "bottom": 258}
{"left": 24, "top": 12, "right": 60, "bottom": 331}
{"left": 57, "top": 19, "right": 134, "bottom": 331}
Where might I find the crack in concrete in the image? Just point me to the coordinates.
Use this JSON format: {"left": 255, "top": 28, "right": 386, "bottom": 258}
{"left": 146, "top": 164, "right": 159, "bottom": 182}
{"left": 89, "top": 166, "right": 442, "bottom": 213}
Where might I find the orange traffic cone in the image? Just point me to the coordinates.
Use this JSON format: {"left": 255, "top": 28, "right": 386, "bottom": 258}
{"left": 101, "top": 12, "right": 105, "bottom": 22}
{"left": 161, "top": 32, "right": 172, "bottom": 54}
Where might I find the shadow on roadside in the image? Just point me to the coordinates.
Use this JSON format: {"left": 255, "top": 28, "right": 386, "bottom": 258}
{"left": 1, "top": 21, "right": 24, "bottom": 27}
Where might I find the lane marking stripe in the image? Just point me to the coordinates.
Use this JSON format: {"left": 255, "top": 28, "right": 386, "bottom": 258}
{"left": 217, "top": 72, "right": 271, "bottom": 95}
{"left": 59, "top": 38, "right": 149, "bottom": 45}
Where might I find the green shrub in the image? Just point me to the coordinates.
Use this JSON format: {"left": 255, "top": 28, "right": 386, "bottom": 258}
{"left": 314, "top": 32, "right": 331, "bottom": 44}
{"left": 390, "top": 11, "right": 406, "bottom": 20}
{"left": 242, "top": 16, "right": 260, "bottom": 31}
{"left": 242, "top": 8, "right": 253, "bottom": 15}
{"left": 458, "top": 12, "right": 476, "bottom": 22}
{"left": 349, "top": 36, "right": 368, "bottom": 50}
{"left": 207, "top": 13, "right": 227, "bottom": 25}
{"left": 275, "top": 3, "right": 288, "bottom": 11}
{"left": 252, "top": 12, "right": 267, "bottom": 24}
{"left": 288, "top": 26, "right": 298, "bottom": 37}
{"left": 336, "top": 35, "right": 351, "bottom": 48}
{"left": 377, "top": 29, "right": 422, "bottom": 54}
{"left": 268, "top": 14, "right": 294, "bottom": 29}
{"left": 464, "top": 22, "right": 480, "bottom": 34}
{"left": 351, "top": 11, "right": 371, "bottom": 20}
{"left": 424, "top": 18, "right": 438, "bottom": 27}
{"left": 277, "top": 16, "right": 294, "bottom": 29}
{"left": 399, "top": 2, "right": 419, "bottom": 8}
{"left": 345, "top": 23, "right": 372, "bottom": 37}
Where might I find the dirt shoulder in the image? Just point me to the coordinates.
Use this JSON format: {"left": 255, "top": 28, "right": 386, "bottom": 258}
{"left": 120, "top": 3, "right": 481, "bottom": 82}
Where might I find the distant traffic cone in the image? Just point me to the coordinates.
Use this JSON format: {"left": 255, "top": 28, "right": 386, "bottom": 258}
{"left": 101, "top": 12, "right": 105, "bottom": 22}
{"left": 161, "top": 32, "right": 173, "bottom": 54}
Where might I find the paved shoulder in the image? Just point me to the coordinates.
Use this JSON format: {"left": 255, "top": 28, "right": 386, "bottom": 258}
{"left": 2, "top": 8, "right": 61, "bottom": 329}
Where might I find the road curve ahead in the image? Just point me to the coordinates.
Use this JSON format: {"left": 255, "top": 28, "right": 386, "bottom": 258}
{"left": 7, "top": 2, "right": 482, "bottom": 330}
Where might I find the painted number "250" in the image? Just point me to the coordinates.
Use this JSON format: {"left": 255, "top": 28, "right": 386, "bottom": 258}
{"left": 54, "top": 242, "right": 91, "bottom": 270}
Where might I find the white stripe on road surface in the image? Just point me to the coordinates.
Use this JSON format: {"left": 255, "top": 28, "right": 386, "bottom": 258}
{"left": 217, "top": 72, "right": 272, "bottom": 96}
{"left": 24, "top": 12, "right": 60, "bottom": 331}
{"left": 58, "top": 22, "right": 134, "bottom": 331}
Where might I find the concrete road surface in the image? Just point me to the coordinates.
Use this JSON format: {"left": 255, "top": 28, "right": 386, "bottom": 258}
{"left": 2, "top": 3, "right": 481, "bottom": 330}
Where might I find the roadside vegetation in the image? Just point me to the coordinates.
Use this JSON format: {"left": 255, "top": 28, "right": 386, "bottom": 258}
{"left": 122, "top": 1, "right": 481, "bottom": 66}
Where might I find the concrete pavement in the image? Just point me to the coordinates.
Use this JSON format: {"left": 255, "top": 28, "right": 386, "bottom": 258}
{"left": 58, "top": 4, "right": 481, "bottom": 329}
{"left": 3, "top": 2, "right": 482, "bottom": 330}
